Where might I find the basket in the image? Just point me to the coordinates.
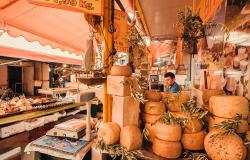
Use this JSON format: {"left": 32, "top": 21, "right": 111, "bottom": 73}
{"left": 77, "top": 77, "right": 106, "bottom": 86}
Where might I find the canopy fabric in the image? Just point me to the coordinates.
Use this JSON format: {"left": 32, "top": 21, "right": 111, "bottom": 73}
{"left": 139, "top": 0, "right": 192, "bottom": 40}
{"left": 0, "top": 45, "right": 82, "bottom": 64}
{"left": 0, "top": 0, "right": 90, "bottom": 55}
{"left": 0, "top": 0, "right": 135, "bottom": 56}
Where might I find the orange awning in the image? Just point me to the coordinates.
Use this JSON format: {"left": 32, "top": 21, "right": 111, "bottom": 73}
{"left": 0, "top": 45, "right": 82, "bottom": 65}
{"left": 0, "top": 0, "right": 91, "bottom": 55}
{"left": 0, "top": 0, "right": 137, "bottom": 57}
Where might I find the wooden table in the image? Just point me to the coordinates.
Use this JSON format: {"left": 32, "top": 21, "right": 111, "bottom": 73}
{"left": 0, "top": 103, "right": 85, "bottom": 126}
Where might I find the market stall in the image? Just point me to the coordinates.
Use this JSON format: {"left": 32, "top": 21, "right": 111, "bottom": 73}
{"left": 0, "top": 0, "right": 250, "bottom": 160}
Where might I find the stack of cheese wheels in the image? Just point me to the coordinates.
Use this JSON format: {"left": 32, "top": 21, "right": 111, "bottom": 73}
{"left": 208, "top": 96, "right": 249, "bottom": 134}
{"left": 204, "top": 96, "right": 249, "bottom": 160}
{"left": 162, "top": 91, "right": 190, "bottom": 112}
{"left": 142, "top": 90, "right": 165, "bottom": 142}
{"left": 153, "top": 120, "right": 182, "bottom": 159}
{"left": 172, "top": 111, "right": 206, "bottom": 151}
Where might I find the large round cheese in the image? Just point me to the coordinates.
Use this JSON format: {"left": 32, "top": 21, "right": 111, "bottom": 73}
{"left": 171, "top": 112, "right": 203, "bottom": 134}
{"left": 181, "top": 130, "right": 206, "bottom": 150}
{"left": 202, "top": 89, "right": 223, "bottom": 105}
{"left": 120, "top": 125, "right": 142, "bottom": 151}
{"left": 110, "top": 65, "right": 132, "bottom": 77}
{"left": 142, "top": 113, "right": 161, "bottom": 124}
{"left": 209, "top": 96, "right": 248, "bottom": 119}
{"left": 204, "top": 130, "right": 247, "bottom": 160}
{"left": 144, "top": 102, "right": 165, "bottom": 115}
{"left": 155, "top": 122, "right": 182, "bottom": 141}
{"left": 162, "top": 92, "right": 190, "bottom": 112}
{"left": 152, "top": 137, "right": 182, "bottom": 159}
{"left": 97, "top": 122, "right": 120, "bottom": 145}
{"left": 208, "top": 116, "right": 248, "bottom": 133}
{"left": 246, "top": 131, "right": 250, "bottom": 160}
{"left": 145, "top": 91, "right": 162, "bottom": 102}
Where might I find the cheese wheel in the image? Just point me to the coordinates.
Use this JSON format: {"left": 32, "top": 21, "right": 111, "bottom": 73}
{"left": 181, "top": 130, "right": 206, "bottom": 150}
{"left": 144, "top": 123, "right": 156, "bottom": 142}
{"left": 145, "top": 91, "right": 162, "bottom": 102}
{"left": 110, "top": 65, "right": 132, "bottom": 77}
{"left": 120, "top": 125, "right": 142, "bottom": 151}
{"left": 209, "top": 96, "right": 248, "bottom": 119}
{"left": 155, "top": 122, "right": 182, "bottom": 141}
{"left": 144, "top": 102, "right": 165, "bottom": 115}
{"left": 171, "top": 112, "right": 203, "bottom": 134}
{"left": 208, "top": 116, "right": 248, "bottom": 133}
{"left": 204, "top": 130, "right": 247, "bottom": 160}
{"left": 152, "top": 137, "right": 182, "bottom": 159}
{"left": 184, "top": 117, "right": 203, "bottom": 134}
{"left": 202, "top": 89, "right": 223, "bottom": 105}
{"left": 97, "top": 122, "right": 121, "bottom": 145}
{"left": 162, "top": 92, "right": 190, "bottom": 112}
{"left": 142, "top": 113, "right": 161, "bottom": 124}
{"left": 246, "top": 131, "right": 250, "bottom": 160}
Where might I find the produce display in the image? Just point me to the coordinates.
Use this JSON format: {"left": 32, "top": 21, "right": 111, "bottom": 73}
{"left": 0, "top": 97, "right": 74, "bottom": 116}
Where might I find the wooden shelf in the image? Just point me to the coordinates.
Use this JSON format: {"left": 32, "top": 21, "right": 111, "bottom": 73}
{"left": 0, "top": 103, "right": 85, "bottom": 126}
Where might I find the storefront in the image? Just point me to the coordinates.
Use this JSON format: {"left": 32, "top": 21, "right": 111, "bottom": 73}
{"left": 0, "top": 0, "right": 249, "bottom": 160}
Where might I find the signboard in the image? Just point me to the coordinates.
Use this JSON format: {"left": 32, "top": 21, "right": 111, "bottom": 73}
{"left": 114, "top": 9, "right": 128, "bottom": 52}
{"left": 198, "top": 0, "right": 223, "bottom": 22}
{"left": 28, "top": 0, "right": 104, "bottom": 16}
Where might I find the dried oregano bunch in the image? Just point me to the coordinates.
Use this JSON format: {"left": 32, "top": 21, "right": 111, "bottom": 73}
{"left": 121, "top": 73, "right": 148, "bottom": 104}
{"left": 95, "top": 139, "right": 143, "bottom": 160}
{"left": 183, "top": 151, "right": 210, "bottom": 160}
{"left": 181, "top": 97, "right": 211, "bottom": 124}
{"left": 211, "top": 114, "right": 243, "bottom": 138}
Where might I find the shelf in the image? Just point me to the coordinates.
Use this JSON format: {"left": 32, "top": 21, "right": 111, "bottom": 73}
{"left": 0, "top": 103, "right": 85, "bottom": 126}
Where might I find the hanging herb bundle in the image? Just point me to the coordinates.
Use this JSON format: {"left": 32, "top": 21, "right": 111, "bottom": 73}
{"left": 121, "top": 73, "right": 149, "bottom": 104}
{"left": 95, "top": 139, "right": 143, "bottom": 160}
{"left": 127, "top": 26, "right": 143, "bottom": 50}
{"left": 176, "top": 7, "right": 229, "bottom": 55}
{"left": 126, "top": 26, "right": 148, "bottom": 70}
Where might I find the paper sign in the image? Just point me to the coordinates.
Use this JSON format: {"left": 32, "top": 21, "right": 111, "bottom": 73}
{"left": 28, "top": 0, "right": 104, "bottom": 16}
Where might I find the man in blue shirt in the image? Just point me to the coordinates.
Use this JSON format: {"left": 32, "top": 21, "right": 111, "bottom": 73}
{"left": 164, "top": 72, "right": 181, "bottom": 93}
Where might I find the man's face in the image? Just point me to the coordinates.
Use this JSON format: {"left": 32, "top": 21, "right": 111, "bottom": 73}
{"left": 164, "top": 77, "right": 175, "bottom": 87}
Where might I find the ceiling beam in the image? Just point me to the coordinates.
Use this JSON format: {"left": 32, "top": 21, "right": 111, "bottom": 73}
{"left": 134, "top": 0, "right": 150, "bottom": 37}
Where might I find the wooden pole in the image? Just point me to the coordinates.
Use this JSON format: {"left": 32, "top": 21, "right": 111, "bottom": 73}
{"left": 103, "top": 0, "right": 112, "bottom": 122}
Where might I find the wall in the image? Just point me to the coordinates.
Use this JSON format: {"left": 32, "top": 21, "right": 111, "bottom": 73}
{"left": 23, "top": 66, "right": 34, "bottom": 95}
{"left": 34, "top": 62, "right": 50, "bottom": 89}
{"left": 0, "top": 65, "right": 8, "bottom": 87}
